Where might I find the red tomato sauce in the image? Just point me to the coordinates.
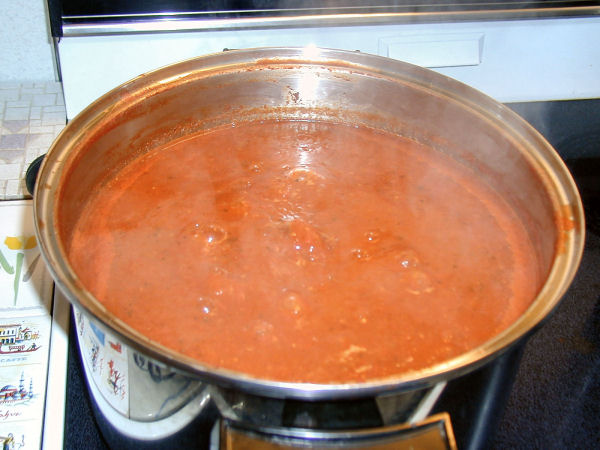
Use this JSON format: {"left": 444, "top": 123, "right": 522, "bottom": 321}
{"left": 68, "top": 119, "right": 541, "bottom": 383}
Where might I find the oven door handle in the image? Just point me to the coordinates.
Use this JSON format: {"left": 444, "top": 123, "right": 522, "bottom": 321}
{"left": 219, "top": 412, "right": 457, "bottom": 449}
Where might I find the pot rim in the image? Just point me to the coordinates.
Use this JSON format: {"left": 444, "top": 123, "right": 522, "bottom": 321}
{"left": 33, "top": 47, "right": 585, "bottom": 400}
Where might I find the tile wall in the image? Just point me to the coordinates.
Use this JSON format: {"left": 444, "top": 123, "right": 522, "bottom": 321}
{"left": 0, "top": 82, "right": 66, "bottom": 200}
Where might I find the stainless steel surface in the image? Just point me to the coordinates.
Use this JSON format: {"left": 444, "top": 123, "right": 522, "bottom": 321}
{"left": 33, "top": 48, "right": 584, "bottom": 401}
{"left": 60, "top": 4, "right": 600, "bottom": 36}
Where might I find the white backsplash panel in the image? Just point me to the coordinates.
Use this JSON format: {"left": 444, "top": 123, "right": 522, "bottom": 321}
{"left": 58, "top": 16, "right": 600, "bottom": 120}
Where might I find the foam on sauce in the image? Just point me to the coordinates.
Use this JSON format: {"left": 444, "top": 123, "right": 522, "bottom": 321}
{"left": 68, "top": 119, "right": 541, "bottom": 383}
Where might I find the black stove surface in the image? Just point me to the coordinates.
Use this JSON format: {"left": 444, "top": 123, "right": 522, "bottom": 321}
{"left": 63, "top": 98, "right": 600, "bottom": 450}
{"left": 493, "top": 99, "right": 600, "bottom": 449}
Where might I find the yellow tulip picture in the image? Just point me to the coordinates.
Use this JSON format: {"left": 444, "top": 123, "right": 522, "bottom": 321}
{"left": 1, "top": 235, "right": 40, "bottom": 305}
{"left": 4, "top": 235, "right": 37, "bottom": 250}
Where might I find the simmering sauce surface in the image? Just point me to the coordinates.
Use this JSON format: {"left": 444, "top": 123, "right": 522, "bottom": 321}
{"left": 68, "top": 120, "right": 540, "bottom": 383}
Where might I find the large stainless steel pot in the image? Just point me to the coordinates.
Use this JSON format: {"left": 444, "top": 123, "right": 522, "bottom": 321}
{"left": 33, "top": 47, "right": 583, "bottom": 444}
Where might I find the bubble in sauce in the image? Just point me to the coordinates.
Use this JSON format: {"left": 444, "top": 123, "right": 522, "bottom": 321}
{"left": 281, "top": 290, "right": 304, "bottom": 315}
{"left": 404, "top": 270, "right": 434, "bottom": 295}
{"left": 245, "top": 161, "right": 263, "bottom": 173}
{"left": 289, "top": 220, "right": 325, "bottom": 262}
{"left": 197, "top": 296, "right": 216, "bottom": 316}
{"left": 194, "top": 224, "right": 228, "bottom": 247}
{"left": 364, "top": 229, "right": 382, "bottom": 243}
{"left": 394, "top": 248, "right": 420, "bottom": 269}
{"left": 350, "top": 248, "right": 372, "bottom": 261}
{"left": 286, "top": 167, "right": 324, "bottom": 186}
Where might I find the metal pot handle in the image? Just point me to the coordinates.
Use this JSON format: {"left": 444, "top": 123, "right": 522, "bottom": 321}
{"left": 25, "top": 154, "right": 46, "bottom": 196}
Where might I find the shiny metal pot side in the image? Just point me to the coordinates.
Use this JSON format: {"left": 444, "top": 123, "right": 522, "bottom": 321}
{"left": 33, "top": 47, "right": 584, "bottom": 401}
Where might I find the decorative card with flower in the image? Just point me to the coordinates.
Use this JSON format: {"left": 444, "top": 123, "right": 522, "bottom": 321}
{"left": 0, "top": 199, "right": 66, "bottom": 449}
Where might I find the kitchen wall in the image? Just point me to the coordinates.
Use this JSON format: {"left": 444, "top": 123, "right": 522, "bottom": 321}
{"left": 0, "top": 0, "right": 57, "bottom": 81}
